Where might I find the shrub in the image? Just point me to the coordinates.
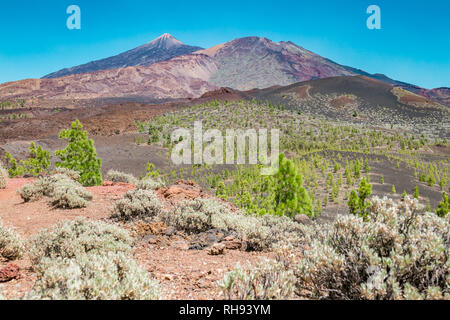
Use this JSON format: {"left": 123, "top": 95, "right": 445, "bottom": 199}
{"left": 0, "top": 162, "right": 7, "bottom": 189}
{"left": 5, "top": 143, "right": 50, "bottom": 177}
{"left": 29, "top": 218, "right": 133, "bottom": 266}
{"left": 53, "top": 168, "right": 81, "bottom": 181}
{"left": 25, "top": 252, "right": 161, "bottom": 300}
{"left": 136, "top": 177, "right": 164, "bottom": 190}
{"left": 111, "top": 189, "right": 163, "bottom": 221}
{"left": 272, "top": 154, "right": 313, "bottom": 218}
{"left": 296, "top": 196, "right": 449, "bottom": 300}
{"left": 55, "top": 119, "right": 102, "bottom": 186}
{"left": 160, "top": 198, "right": 309, "bottom": 251}
{"left": 18, "top": 173, "right": 92, "bottom": 208}
{"left": 51, "top": 179, "right": 93, "bottom": 209}
{"left": 348, "top": 177, "right": 372, "bottom": 217}
{"left": 106, "top": 169, "right": 138, "bottom": 185}
{"left": 0, "top": 220, "right": 24, "bottom": 260}
{"left": 414, "top": 186, "right": 420, "bottom": 199}
{"left": 218, "top": 259, "right": 296, "bottom": 300}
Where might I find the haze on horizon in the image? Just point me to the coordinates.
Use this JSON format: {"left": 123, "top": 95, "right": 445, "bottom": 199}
{"left": 0, "top": 0, "right": 448, "bottom": 89}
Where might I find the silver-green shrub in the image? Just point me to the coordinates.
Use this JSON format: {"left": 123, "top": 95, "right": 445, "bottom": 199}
{"left": 29, "top": 218, "right": 133, "bottom": 266}
{"left": 296, "top": 196, "right": 450, "bottom": 300}
{"left": 0, "top": 220, "right": 24, "bottom": 260}
{"left": 50, "top": 179, "right": 93, "bottom": 208}
{"left": 106, "top": 169, "right": 138, "bottom": 185}
{"left": 0, "top": 161, "right": 8, "bottom": 189}
{"left": 218, "top": 259, "right": 296, "bottom": 300}
{"left": 136, "top": 177, "right": 164, "bottom": 190}
{"left": 111, "top": 189, "right": 163, "bottom": 221}
{"left": 160, "top": 198, "right": 308, "bottom": 251}
{"left": 25, "top": 251, "right": 161, "bottom": 300}
{"left": 18, "top": 173, "right": 92, "bottom": 208}
{"left": 53, "top": 168, "right": 81, "bottom": 181}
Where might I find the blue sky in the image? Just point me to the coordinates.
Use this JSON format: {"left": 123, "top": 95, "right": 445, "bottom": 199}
{"left": 0, "top": 0, "right": 448, "bottom": 88}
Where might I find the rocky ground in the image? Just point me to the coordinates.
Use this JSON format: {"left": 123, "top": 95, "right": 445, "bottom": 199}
{"left": 0, "top": 178, "right": 272, "bottom": 300}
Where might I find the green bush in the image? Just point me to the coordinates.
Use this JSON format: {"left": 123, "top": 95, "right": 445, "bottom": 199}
{"left": 25, "top": 251, "right": 161, "bottom": 300}
{"left": 0, "top": 220, "right": 24, "bottom": 261}
{"left": 5, "top": 142, "right": 50, "bottom": 177}
{"left": 55, "top": 120, "right": 102, "bottom": 186}
{"left": 435, "top": 192, "right": 449, "bottom": 217}
{"left": 106, "top": 169, "right": 138, "bottom": 185}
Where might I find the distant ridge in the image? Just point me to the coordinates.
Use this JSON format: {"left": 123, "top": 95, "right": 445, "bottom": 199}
{"left": 43, "top": 33, "right": 203, "bottom": 78}
{"left": 0, "top": 35, "right": 447, "bottom": 107}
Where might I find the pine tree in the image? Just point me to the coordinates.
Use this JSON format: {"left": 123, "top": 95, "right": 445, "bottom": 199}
{"left": 273, "top": 154, "right": 313, "bottom": 218}
{"left": 413, "top": 186, "right": 420, "bottom": 199}
{"left": 348, "top": 177, "right": 372, "bottom": 217}
{"left": 55, "top": 119, "right": 102, "bottom": 186}
{"left": 435, "top": 193, "right": 449, "bottom": 217}
{"left": 348, "top": 190, "right": 360, "bottom": 215}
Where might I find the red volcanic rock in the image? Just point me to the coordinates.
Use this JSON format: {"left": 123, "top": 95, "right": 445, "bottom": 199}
{"left": 156, "top": 180, "right": 240, "bottom": 213}
{"left": 0, "top": 263, "right": 21, "bottom": 282}
{"left": 157, "top": 180, "right": 207, "bottom": 203}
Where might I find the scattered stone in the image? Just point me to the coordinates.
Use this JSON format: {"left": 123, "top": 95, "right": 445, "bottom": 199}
{"left": 207, "top": 243, "right": 226, "bottom": 255}
{"left": 294, "top": 214, "right": 312, "bottom": 224}
{"left": 220, "top": 235, "right": 243, "bottom": 250}
{"left": 0, "top": 263, "right": 20, "bottom": 282}
{"left": 144, "top": 234, "right": 158, "bottom": 244}
{"left": 164, "top": 226, "right": 176, "bottom": 236}
{"left": 172, "top": 240, "right": 189, "bottom": 250}
{"left": 163, "top": 274, "right": 174, "bottom": 281}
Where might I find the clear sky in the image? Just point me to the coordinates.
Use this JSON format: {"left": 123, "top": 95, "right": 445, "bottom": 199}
{"left": 0, "top": 0, "right": 448, "bottom": 88}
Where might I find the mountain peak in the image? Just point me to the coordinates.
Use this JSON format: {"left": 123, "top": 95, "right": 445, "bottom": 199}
{"left": 148, "top": 33, "right": 183, "bottom": 49}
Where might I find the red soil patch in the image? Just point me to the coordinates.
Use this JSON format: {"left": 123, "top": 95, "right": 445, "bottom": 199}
{"left": 330, "top": 95, "right": 355, "bottom": 108}
{"left": 134, "top": 243, "right": 273, "bottom": 299}
{"left": 0, "top": 178, "right": 132, "bottom": 237}
{"left": 398, "top": 94, "right": 428, "bottom": 104}
{"left": 295, "top": 85, "right": 310, "bottom": 99}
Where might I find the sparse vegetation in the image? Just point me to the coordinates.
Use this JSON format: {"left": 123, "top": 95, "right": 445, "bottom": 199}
{"left": 296, "top": 196, "right": 449, "bottom": 299}
{"left": 5, "top": 142, "right": 50, "bottom": 177}
{"left": 219, "top": 259, "right": 296, "bottom": 300}
{"left": 19, "top": 173, "right": 92, "bottom": 208}
{"left": 0, "top": 161, "right": 7, "bottom": 189}
{"left": 111, "top": 189, "right": 163, "bottom": 222}
{"left": 29, "top": 218, "right": 133, "bottom": 266}
{"left": 26, "top": 219, "right": 160, "bottom": 300}
{"left": 55, "top": 119, "right": 103, "bottom": 186}
{"left": 0, "top": 220, "right": 24, "bottom": 261}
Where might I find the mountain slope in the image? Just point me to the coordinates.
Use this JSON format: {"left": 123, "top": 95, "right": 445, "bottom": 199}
{"left": 245, "top": 75, "right": 449, "bottom": 137}
{"left": 43, "top": 34, "right": 203, "bottom": 78}
{"left": 2, "top": 35, "right": 448, "bottom": 107}
{"left": 1, "top": 54, "right": 218, "bottom": 100}
{"left": 198, "top": 37, "right": 355, "bottom": 90}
